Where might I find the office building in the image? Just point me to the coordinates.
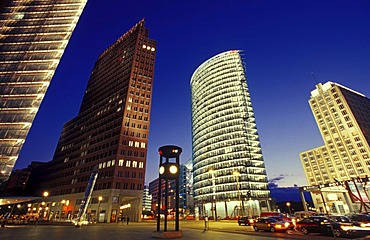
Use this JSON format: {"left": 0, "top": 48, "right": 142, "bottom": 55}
{"left": 142, "top": 185, "right": 152, "bottom": 214}
{"left": 149, "top": 177, "right": 176, "bottom": 215}
{"left": 179, "top": 159, "right": 194, "bottom": 214}
{"left": 0, "top": 0, "right": 88, "bottom": 183}
{"left": 300, "top": 82, "right": 370, "bottom": 214}
{"left": 190, "top": 50, "right": 271, "bottom": 219}
{"left": 26, "top": 19, "right": 156, "bottom": 222}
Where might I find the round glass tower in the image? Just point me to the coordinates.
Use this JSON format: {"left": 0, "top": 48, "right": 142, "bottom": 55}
{"left": 190, "top": 50, "right": 271, "bottom": 218}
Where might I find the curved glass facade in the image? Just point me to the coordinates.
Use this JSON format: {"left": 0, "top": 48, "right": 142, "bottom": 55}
{"left": 191, "top": 50, "right": 271, "bottom": 218}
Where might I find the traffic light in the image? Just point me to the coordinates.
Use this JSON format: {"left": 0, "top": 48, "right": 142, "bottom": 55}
{"left": 159, "top": 162, "right": 179, "bottom": 179}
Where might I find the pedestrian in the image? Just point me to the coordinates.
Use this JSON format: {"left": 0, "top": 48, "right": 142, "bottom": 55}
{"left": 203, "top": 216, "right": 209, "bottom": 232}
{"left": 126, "top": 217, "right": 130, "bottom": 225}
{"left": 1, "top": 218, "right": 6, "bottom": 228}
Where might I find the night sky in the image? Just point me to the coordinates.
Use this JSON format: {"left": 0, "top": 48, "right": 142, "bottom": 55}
{"left": 14, "top": 0, "right": 370, "bottom": 189}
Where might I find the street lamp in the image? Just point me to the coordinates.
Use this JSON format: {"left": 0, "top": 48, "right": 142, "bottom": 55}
{"left": 208, "top": 169, "right": 217, "bottom": 221}
{"left": 42, "top": 191, "right": 49, "bottom": 220}
{"left": 60, "top": 200, "right": 66, "bottom": 220}
{"left": 286, "top": 202, "right": 291, "bottom": 215}
{"left": 97, "top": 196, "right": 103, "bottom": 223}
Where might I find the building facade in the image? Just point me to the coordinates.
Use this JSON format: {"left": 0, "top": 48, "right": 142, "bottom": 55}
{"left": 190, "top": 50, "right": 271, "bottom": 219}
{"left": 0, "top": 0, "right": 88, "bottom": 183}
{"left": 300, "top": 82, "right": 370, "bottom": 214}
{"left": 26, "top": 19, "right": 156, "bottom": 223}
{"left": 142, "top": 185, "right": 152, "bottom": 216}
{"left": 179, "top": 159, "right": 194, "bottom": 215}
{"left": 148, "top": 177, "right": 176, "bottom": 215}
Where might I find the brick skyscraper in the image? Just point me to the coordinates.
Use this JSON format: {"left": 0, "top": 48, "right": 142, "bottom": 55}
{"left": 27, "top": 19, "right": 156, "bottom": 222}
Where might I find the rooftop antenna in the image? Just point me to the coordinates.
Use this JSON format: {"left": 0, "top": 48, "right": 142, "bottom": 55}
{"left": 311, "top": 72, "right": 318, "bottom": 85}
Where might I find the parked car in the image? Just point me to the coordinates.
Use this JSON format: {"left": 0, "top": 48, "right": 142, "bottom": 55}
{"left": 295, "top": 216, "right": 332, "bottom": 235}
{"left": 329, "top": 215, "right": 357, "bottom": 238}
{"left": 331, "top": 215, "right": 370, "bottom": 238}
{"left": 237, "top": 216, "right": 254, "bottom": 226}
{"left": 253, "top": 217, "right": 292, "bottom": 232}
{"left": 268, "top": 216, "right": 295, "bottom": 230}
{"left": 348, "top": 214, "right": 370, "bottom": 227}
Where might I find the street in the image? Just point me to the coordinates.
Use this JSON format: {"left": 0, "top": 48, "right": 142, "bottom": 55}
{"left": 0, "top": 220, "right": 369, "bottom": 240}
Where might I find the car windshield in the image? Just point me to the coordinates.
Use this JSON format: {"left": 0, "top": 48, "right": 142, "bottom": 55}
{"left": 313, "top": 217, "right": 330, "bottom": 223}
{"left": 353, "top": 215, "right": 370, "bottom": 221}
{"left": 268, "top": 218, "right": 278, "bottom": 222}
{"left": 331, "top": 216, "right": 351, "bottom": 223}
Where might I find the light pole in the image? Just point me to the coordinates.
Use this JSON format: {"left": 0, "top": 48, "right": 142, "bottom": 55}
{"left": 209, "top": 169, "right": 217, "bottom": 221}
{"left": 97, "top": 196, "right": 103, "bottom": 223}
{"left": 60, "top": 200, "right": 66, "bottom": 220}
{"left": 42, "top": 191, "right": 49, "bottom": 220}
{"left": 286, "top": 202, "right": 291, "bottom": 215}
{"left": 27, "top": 203, "right": 32, "bottom": 217}
{"left": 233, "top": 171, "right": 242, "bottom": 216}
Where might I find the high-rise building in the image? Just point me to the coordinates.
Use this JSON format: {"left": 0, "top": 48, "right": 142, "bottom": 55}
{"left": 26, "top": 19, "right": 156, "bottom": 222}
{"left": 149, "top": 177, "right": 176, "bottom": 215}
{"left": 142, "top": 185, "right": 152, "bottom": 213}
{"left": 179, "top": 159, "right": 194, "bottom": 214}
{"left": 0, "top": 0, "right": 88, "bottom": 182}
{"left": 300, "top": 81, "right": 370, "bottom": 214}
{"left": 190, "top": 50, "right": 271, "bottom": 219}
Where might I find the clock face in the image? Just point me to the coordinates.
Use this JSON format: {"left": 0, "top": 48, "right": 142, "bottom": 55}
{"left": 159, "top": 166, "right": 165, "bottom": 174}
{"left": 169, "top": 165, "right": 178, "bottom": 174}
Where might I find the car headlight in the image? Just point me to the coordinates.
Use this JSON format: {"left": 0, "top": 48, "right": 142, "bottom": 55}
{"left": 275, "top": 224, "right": 282, "bottom": 228}
{"left": 284, "top": 222, "right": 289, "bottom": 227}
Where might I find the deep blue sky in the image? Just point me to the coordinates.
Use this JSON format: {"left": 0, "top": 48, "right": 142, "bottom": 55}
{"left": 15, "top": 0, "right": 370, "bottom": 188}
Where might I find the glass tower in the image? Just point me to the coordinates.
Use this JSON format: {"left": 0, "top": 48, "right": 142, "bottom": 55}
{"left": 0, "top": 0, "right": 88, "bottom": 182}
{"left": 191, "top": 50, "right": 271, "bottom": 218}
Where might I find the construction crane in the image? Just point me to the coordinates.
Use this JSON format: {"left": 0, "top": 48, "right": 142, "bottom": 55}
{"left": 74, "top": 165, "right": 99, "bottom": 227}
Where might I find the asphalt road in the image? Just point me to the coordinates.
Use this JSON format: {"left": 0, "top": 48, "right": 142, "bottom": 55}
{"left": 0, "top": 220, "right": 369, "bottom": 240}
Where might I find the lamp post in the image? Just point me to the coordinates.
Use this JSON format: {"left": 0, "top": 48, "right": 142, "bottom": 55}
{"left": 209, "top": 169, "right": 217, "bottom": 221}
{"left": 286, "top": 202, "right": 291, "bottom": 215}
{"left": 60, "top": 200, "right": 66, "bottom": 220}
{"left": 97, "top": 196, "right": 103, "bottom": 223}
{"left": 233, "top": 171, "right": 242, "bottom": 216}
{"left": 42, "top": 191, "right": 49, "bottom": 220}
{"left": 27, "top": 203, "right": 32, "bottom": 215}
{"left": 36, "top": 191, "right": 49, "bottom": 223}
